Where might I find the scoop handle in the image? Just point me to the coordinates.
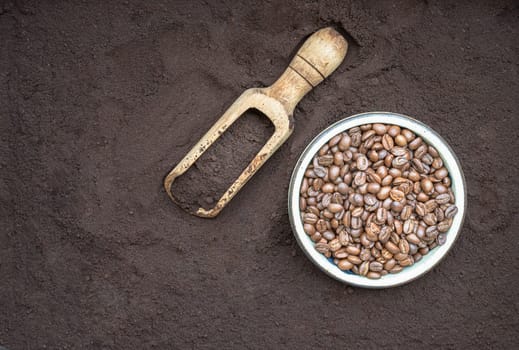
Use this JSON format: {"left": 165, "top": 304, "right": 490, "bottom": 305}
{"left": 265, "top": 27, "right": 348, "bottom": 114}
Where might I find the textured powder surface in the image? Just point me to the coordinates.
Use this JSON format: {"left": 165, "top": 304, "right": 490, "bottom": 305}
{"left": 170, "top": 109, "right": 274, "bottom": 212}
{"left": 1, "top": 0, "right": 518, "bottom": 349}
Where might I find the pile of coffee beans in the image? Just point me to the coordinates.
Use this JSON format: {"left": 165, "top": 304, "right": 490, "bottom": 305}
{"left": 299, "top": 124, "right": 458, "bottom": 279}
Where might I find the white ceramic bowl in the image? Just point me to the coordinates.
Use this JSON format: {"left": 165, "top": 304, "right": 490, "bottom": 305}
{"left": 288, "top": 112, "right": 466, "bottom": 288}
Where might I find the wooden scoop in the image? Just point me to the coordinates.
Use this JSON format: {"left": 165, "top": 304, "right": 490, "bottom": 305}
{"left": 164, "top": 27, "right": 348, "bottom": 218}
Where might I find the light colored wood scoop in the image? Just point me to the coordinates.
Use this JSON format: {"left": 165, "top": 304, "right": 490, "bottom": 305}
{"left": 164, "top": 27, "right": 348, "bottom": 218}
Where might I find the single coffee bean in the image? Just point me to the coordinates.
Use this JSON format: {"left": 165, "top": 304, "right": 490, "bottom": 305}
{"left": 408, "top": 137, "right": 422, "bottom": 150}
{"left": 315, "top": 242, "right": 330, "bottom": 253}
{"left": 328, "top": 203, "right": 344, "bottom": 213}
{"left": 383, "top": 259, "right": 396, "bottom": 271}
{"left": 329, "top": 238, "right": 342, "bottom": 252}
{"left": 395, "top": 134, "right": 407, "bottom": 147}
{"left": 382, "top": 134, "right": 394, "bottom": 150}
{"left": 435, "top": 193, "right": 451, "bottom": 205}
{"left": 400, "top": 256, "right": 414, "bottom": 267}
{"left": 369, "top": 261, "right": 383, "bottom": 272}
{"left": 357, "top": 155, "right": 369, "bottom": 171}
{"left": 425, "top": 225, "right": 439, "bottom": 238}
{"left": 387, "top": 125, "right": 401, "bottom": 137}
{"left": 367, "top": 271, "right": 381, "bottom": 279}
{"left": 318, "top": 155, "right": 334, "bottom": 166}
{"left": 359, "top": 261, "right": 370, "bottom": 276}
{"left": 421, "top": 153, "right": 433, "bottom": 165}
{"left": 303, "top": 213, "right": 318, "bottom": 224}
{"left": 385, "top": 241, "right": 400, "bottom": 254}
{"left": 401, "top": 129, "right": 415, "bottom": 142}
{"left": 300, "top": 197, "right": 307, "bottom": 211}
{"left": 347, "top": 255, "right": 362, "bottom": 265}
{"left": 304, "top": 223, "right": 316, "bottom": 236}
{"left": 399, "top": 239, "right": 410, "bottom": 254}
{"left": 434, "top": 167, "right": 448, "bottom": 180}
{"left": 389, "top": 188, "right": 405, "bottom": 202}
{"left": 432, "top": 157, "right": 443, "bottom": 169}
{"left": 377, "top": 186, "right": 391, "bottom": 200}
{"left": 353, "top": 171, "right": 367, "bottom": 186}
{"left": 423, "top": 212, "right": 437, "bottom": 226}
{"left": 390, "top": 265, "right": 404, "bottom": 274}
{"left": 417, "top": 192, "right": 430, "bottom": 202}
{"left": 310, "top": 232, "right": 322, "bottom": 242}
{"left": 445, "top": 205, "right": 458, "bottom": 219}
{"left": 373, "top": 123, "right": 387, "bottom": 135}
{"left": 323, "top": 231, "right": 336, "bottom": 241}
{"left": 346, "top": 245, "right": 361, "bottom": 255}
{"left": 338, "top": 259, "right": 354, "bottom": 270}
{"left": 421, "top": 178, "right": 434, "bottom": 193}
{"left": 406, "top": 233, "right": 421, "bottom": 245}
{"left": 437, "top": 220, "right": 451, "bottom": 233}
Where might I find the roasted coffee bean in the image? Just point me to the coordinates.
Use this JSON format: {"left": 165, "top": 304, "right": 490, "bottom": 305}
{"left": 406, "top": 233, "right": 421, "bottom": 245}
{"left": 323, "top": 231, "right": 336, "bottom": 241}
{"left": 435, "top": 193, "right": 451, "bottom": 205}
{"left": 391, "top": 146, "right": 408, "bottom": 157}
{"left": 360, "top": 233, "right": 374, "bottom": 248}
{"left": 391, "top": 201, "right": 404, "bottom": 213}
{"left": 338, "top": 230, "right": 350, "bottom": 246}
{"left": 300, "top": 197, "right": 307, "bottom": 211}
{"left": 338, "top": 259, "right": 354, "bottom": 270}
{"left": 353, "top": 171, "right": 367, "bottom": 186}
{"left": 421, "top": 178, "right": 434, "bottom": 193}
{"left": 377, "top": 186, "right": 391, "bottom": 200}
{"left": 400, "top": 256, "right": 414, "bottom": 267}
{"left": 384, "top": 259, "right": 396, "bottom": 270}
{"left": 378, "top": 225, "right": 392, "bottom": 243}
{"left": 369, "top": 261, "right": 384, "bottom": 272}
{"left": 423, "top": 213, "right": 437, "bottom": 226}
{"left": 394, "top": 252, "right": 408, "bottom": 261}
{"left": 387, "top": 125, "right": 401, "bottom": 137}
{"left": 328, "top": 203, "right": 344, "bottom": 213}
{"left": 382, "top": 134, "right": 394, "bottom": 150}
{"left": 445, "top": 205, "right": 458, "bottom": 219}
{"left": 329, "top": 239, "right": 342, "bottom": 252}
{"left": 304, "top": 223, "right": 315, "bottom": 236}
{"left": 434, "top": 167, "right": 448, "bottom": 180}
{"left": 367, "top": 271, "right": 381, "bottom": 279}
{"left": 367, "top": 182, "right": 381, "bottom": 194}
{"left": 303, "top": 213, "right": 318, "bottom": 224}
{"left": 385, "top": 241, "right": 400, "bottom": 254}
{"left": 390, "top": 265, "right": 404, "bottom": 274}
{"left": 310, "top": 232, "right": 322, "bottom": 242}
{"left": 315, "top": 242, "right": 329, "bottom": 253}
{"left": 425, "top": 225, "right": 439, "bottom": 238}
{"left": 346, "top": 245, "right": 361, "bottom": 255}
{"left": 395, "top": 134, "right": 407, "bottom": 147}
{"left": 438, "top": 220, "right": 451, "bottom": 233}
{"left": 408, "top": 137, "right": 422, "bottom": 150}
{"left": 318, "top": 155, "right": 334, "bottom": 166}
{"left": 417, "top": 192, "right": 430, "bottom": 202}
{"left": 437, "top": 233, "right": 447, "bottom": 245}
{"left": 403, "top": 219, "right": 416, "bottom": 234}
{"left": 313, "top": 166, "right": 327, "bottom": 178}
{"left": 400, "top": 205, "right": 413, "bottom": 220}
{"left": 399, "top": 239, "right": 410, "bottom": 254}
{"left": 394, "top": 219, "right": 403, "bottom": 234}
{"left": 359, "top": 261, "right": 370, "bottom": 276}
{"left": 347, "top": 255, "right": 362, "bottom": 265}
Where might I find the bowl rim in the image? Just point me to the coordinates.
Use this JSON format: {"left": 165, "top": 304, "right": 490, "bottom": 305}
{"left": 288, "top": 111, "right": 467, "bottom": 288}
